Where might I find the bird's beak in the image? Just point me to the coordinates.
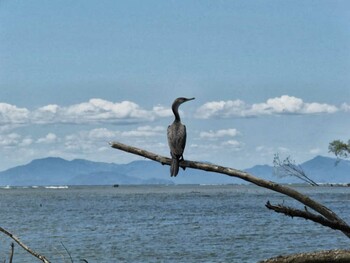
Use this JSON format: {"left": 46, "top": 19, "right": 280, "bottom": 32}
{"left": 185, "top": 97, "right": 195, "bottom": 101}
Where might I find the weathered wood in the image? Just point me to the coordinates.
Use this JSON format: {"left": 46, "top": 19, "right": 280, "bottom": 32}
{"left": 266, "top": 201, "right": 350, "bottom": 233}
{"left": 259, "top": 249, "right": 350, "bottom": 263}
{"left": 110, "top": 141, "right": 350, "bottom": 237}
{"left": 0, "top": 227, "right": 50, "bottom": 263}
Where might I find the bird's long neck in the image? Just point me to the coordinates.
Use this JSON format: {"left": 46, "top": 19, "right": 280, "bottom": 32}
{"left": 172, "top": 103, "right": 181, "bottom": 122}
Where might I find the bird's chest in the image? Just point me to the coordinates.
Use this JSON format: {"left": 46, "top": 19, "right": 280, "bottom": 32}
{"left": 168, "top": 123, "right": 185, "bottom": 138}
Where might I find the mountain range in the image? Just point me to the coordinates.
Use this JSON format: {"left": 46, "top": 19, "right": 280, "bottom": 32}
{"left": 0, "top": 156, "right": 349, "bottom": 186}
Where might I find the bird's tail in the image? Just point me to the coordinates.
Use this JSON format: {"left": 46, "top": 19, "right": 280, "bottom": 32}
{"left": 170, "top": 157, "right": 180, "bottom": 177}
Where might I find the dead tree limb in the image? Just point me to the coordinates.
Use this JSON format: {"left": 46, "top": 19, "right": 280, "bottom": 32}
{"left": 259, "top": 249, "right": 350, "bottom": 263}
{"left": 265, "top": 201, "right": 350, "bottom": 233}
{"left": 0, "top": 227, "right": 50, "bottom": 263}
{"left": 9, "top": 243, "right": 14, "bottom": 263}
{"left": 273, "top": 154, "right": 318, "bottom": 186}
{"left": 110, "top": 141, "right": 350, "bottom": 237}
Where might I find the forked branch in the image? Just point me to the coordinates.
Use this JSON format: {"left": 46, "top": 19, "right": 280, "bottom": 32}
{"left": 110, "top": 141, "right": 350, "bottom": 237}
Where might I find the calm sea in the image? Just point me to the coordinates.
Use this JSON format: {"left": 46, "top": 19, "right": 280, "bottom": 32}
{"left": 0, "top": 184, "right": 349, "bottom": 263}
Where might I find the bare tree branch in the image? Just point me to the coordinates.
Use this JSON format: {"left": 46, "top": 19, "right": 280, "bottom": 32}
{"left": 9, "top": 243, "right": 14, "bottom": 263}
{"left": 0, "top": 227, "right": 50, "bottom": 263}
{"left": 110, "top": 141, "right": 350, "bottom": 237}
{"left": 273, "top": 154, "right": 318, "bottom": 186}
{"left": 265, "top": 201, "right": 350, "bottom": 233}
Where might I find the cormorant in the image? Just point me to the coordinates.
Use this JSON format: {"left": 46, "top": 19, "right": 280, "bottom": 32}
{"left": 167, "top": 97, "right": 195, "bottom": 176}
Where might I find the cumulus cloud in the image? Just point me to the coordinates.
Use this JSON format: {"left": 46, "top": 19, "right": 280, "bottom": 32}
{"left": 36, "top": 133, "right": 58, "bottom": 144}
{"left": 0, "top": 133, "right": 33, "bottom": 147}
{"left": 152, "top": 105, "right": 173, "bottom": 117}
{"left": 32, "top": 104, "right": 60, "bottom": 124}
{"left": 0, "top": 96, "right": 346, "bottom": 128}
{"left": 200, "top": 128, "right": 239, "bottom": 139}
{"left": 195, "top": 95, "right": 339, "bottom": 119}
{"left": 0, "top": 103, "right": 29, "bottom": 124}
{"left": 0, "top": 133, "right": 21, "bottom": 146}
{"left": 0, "top": 99, "right": 170, "bottom": 127}
{"left": 58, "top": 99, "right": 154, "bottom": 124}
{"left": 195, "top": 100, "right": 248, "bottom": 118}
{"left": 250, "top": 96, "right": 338, "bottom": 115}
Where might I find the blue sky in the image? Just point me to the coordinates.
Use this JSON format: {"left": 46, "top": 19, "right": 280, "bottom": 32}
{"left": 0, "top": 0, "right": 349, "bottom": 171}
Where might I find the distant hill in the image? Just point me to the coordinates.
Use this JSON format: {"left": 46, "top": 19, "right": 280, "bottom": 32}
{"left": 302, "top": 156, "right": 350, "bottom": 183}
{"left": 0, "top": 155, "right": 348, "bottom": 186}
{"left": 0, "top": 157, "right": 173, "bottom": 186}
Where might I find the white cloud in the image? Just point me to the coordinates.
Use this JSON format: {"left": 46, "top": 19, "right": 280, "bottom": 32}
{"left": 120, "top": 125, "right": 165, "bottom": 137}
{"left": 0, "top": 133, "right": 21, "bottom": 146}
{"left": 87, "top": 128, "right": 117, "bottom": 139}
{"left": 36, "top": 133, "right": 57, "bottom": 144}
{"left": 20, "top": 137, "right": 33, "bottom": 147}
{"left": 302, "top": 102, "right": 338, "bottom": 114}
{"left": 0, "top": 97, "right": 345, "bottom": 129}
{"left": 60, "top": 99, "right": 154, "bottom": 124}
{"left": 0, "top": 99, "right": 170, "bottom": 127}
{"left": 152, "top": 105, "right": 173, "bottom": 117}
{"left": 0, "top": 133, "right": 33, "bottom": 147}
{"left": 32, "top": 104, "right": 60, "bottom": 124}
{"left": 341, "top": 103, "right": 350, "bottom": 112}
{"left": 200, "top": 128, "right": 239, "bottom": 139}
{"left": 222, "top": 140, "right": 243, "bottom": 149}
{"left": 195, "top": 99, "right": 247, "bottom": 118}
{"left": 252, "top": 95, "right": 338, "bottom": 115}
{"left": 0, "top": 103, "right": 29, "bottom": 124}
{"left": 195, "top": 95, "right": 339, "bottom": 119}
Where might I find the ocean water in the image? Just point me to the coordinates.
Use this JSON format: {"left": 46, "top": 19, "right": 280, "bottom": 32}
{"left": 0, "top": 184, "right": 349, "bottom": 263}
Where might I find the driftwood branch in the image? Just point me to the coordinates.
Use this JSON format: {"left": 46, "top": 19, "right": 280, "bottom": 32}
{"left": 110, "top": 141, "right": 350, "bottom": 237}
{"left": 265, "top": 201, "right": 350, "bottom": 233}
{"left": 0, "top": 227, "right": 50, "bottom": 263}
{"left": 259, "top": 249, "right": 350, "bottom": 263}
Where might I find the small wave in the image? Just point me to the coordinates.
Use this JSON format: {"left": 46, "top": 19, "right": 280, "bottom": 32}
{"left": 0, "top": 185, "right": 11, "bottom": 189}
{"left": 45, "top": 186, "right": 69, "bottom": 189}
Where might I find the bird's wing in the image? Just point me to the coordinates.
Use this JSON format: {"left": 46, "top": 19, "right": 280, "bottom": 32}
{"left": 181, "top": 125, "right": 187, "bottom": 154}
{"left": 167, "top": 125, "right": 173, "bottom": 147}
{"left": 167, "top": 124, "right": 177, "bottom": 157}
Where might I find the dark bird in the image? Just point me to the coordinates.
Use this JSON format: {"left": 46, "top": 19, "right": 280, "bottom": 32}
{"left": 167, "top": 97, "right": 195, "bottom": 176}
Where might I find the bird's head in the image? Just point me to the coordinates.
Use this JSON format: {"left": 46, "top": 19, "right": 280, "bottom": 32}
{"left": 171, "top": 97, "right": 195, "bottom": 121}
{"left": 173, "top": 97, "right": 195, "bottom": 106}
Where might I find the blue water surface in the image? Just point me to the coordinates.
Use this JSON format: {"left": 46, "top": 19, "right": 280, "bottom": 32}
{"left": 0, "top": 184, "right": 349, "bottom": 262}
